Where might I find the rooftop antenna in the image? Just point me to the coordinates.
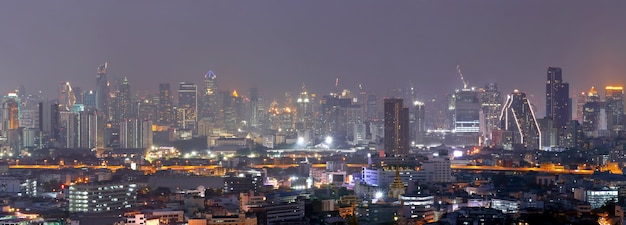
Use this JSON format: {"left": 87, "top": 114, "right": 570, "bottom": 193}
{"left": 456, "top": 65, "right": 468, "bottom": 89}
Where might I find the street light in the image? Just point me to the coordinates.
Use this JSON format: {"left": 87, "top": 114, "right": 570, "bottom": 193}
{"left": 325, "top": 136, "right": 333, "bottom": 145}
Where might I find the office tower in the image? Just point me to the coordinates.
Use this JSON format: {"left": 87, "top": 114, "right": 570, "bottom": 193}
{"left": 112, "top": 77, "right": 132, "bottom": 123}
{"left": 320, "top": 95, "right": 351, "bottom": 137}
{"left": 59, "top": 82, "right": 76, "bottom": 111}
{"left": 78, "top": 110, "right": 98, "bottom": 149}
{"left": 249, "top": 87, "right": 260, "bottom": 127}
{"left": 366, "top": 94, "right": 378, "bottom": 122}
{"left": 296, "top": 84, "right": 312, "bottom": 130}
{"left": 546, "top": 67, "right": 571, "bottom": 129}
{"left": 177, "top": 82, "right": 198, "bottom": 129}
{"left": 73, "top": 86, "right": 83, "bottom": 104}
{"left": 563, "top": 120, "right": 584, "bottom": 149}
{"left": 1, "top": 96, "right": 19, "bottom": 132}
{"left": 500, "top": 90, "right": 542, "bottom": 150}
{"left": 157, "top": 83, "right": 173, "bottom": 126}
{"left": 605, "top": 86, "right": 624, "bottom": 134}
{"left": 583, "top": 101, "right": 609, "bottom": 138}
{"left": 95, "top": 63, "right": 110, "bottom": 117}
{"left": 222, "top": 90, "right": 244, "bottom": 133}
{"left": 480, "top": 83, "right": 502, "bottom": 145}
{"left": 119, "top": 119, "right": 153, "bottom": 148}
{"left": 136, "top": 98, "right": 158, "bottom": 123}
{"left": 200, "top": 70, "right": 218, "bottom": 120}
{"left": 576, "top": 91, "right": 588, "bottom": 123}
{"left": 384, "top": 98, "right": 409, "bottom": 156}
{"left": 411, "top": 101, "right": 426, "bottom": 146}
{"left": 83, "top": 90, "right": 96, "bottom": 109}
{"left": 451, "top": 89, "right": 480, "bottom": 133}
{"left": 346, "top": 105, "right": 364, "bottom": 141}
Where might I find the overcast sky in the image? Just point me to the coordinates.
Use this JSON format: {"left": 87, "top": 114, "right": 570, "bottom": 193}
{"left": 1, "top": 1, "right": 625, "bottom": 115}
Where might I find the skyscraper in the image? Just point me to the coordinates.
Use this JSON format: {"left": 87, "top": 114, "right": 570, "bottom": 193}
{"left": 158, "top": 83, "right": 173, "bottom": 126}
{"left": 384, "top": 98, "right": 409, "bottom": 156}
{"left": 501, "top": 90, "right": 542, "bottom": 150}
{"left": 411, "top": 101, "right": 425, "bottom": 146}
{"left": 546, "top": 67, "right": 571, "bottom": 129}
{"left": 605, "top": 86, "right": 624, "bottom": 135}
{"left": 480, "top": 82, "right": 502, "bottom": 146}
{"left": 112, "top": 77, "right": 132, "bottom": 124}
{"left": 200, "top": 70, "right": 218, "bottom": 120}
{"left": 177, "top": 82, "right": 198, "bottom": 129}
{"left": 95, "top": 63, "right": 109, "bottom": 117}
{"left": 451, "top": 88, "right": 480, "bottom": 133}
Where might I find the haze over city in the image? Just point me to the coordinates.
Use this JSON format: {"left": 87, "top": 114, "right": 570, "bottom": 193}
{"left": 1, "top": 1, "right": 626, "bottom": 115}
{"left": 3, "top": 2, "right": 626, "bottom": 225}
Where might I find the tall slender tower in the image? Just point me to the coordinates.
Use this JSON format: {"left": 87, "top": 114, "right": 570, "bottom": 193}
{"left": 384, "top": 98, "right": 409, "bottom": 156}
{"left": 95, "top": 63, "right": 109, "bottom": 117}
{"left": 605, "top": 86, "right": 624, "bottom": 134}
{"left": 200, "top": 71, "right": 218, "bottom": 120}
{"left": 158, "top": 83, "right": 173, "bottom": 126}
{"left": 178, "top": 82, "right": 198, "bottom": 129}
{"left": 546, "top": 67, "right": 570, "bottom": 129}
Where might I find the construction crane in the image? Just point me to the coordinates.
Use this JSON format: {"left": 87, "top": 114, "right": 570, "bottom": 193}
{"left": 456, "top": 65, "right": 469, "bottom": 89}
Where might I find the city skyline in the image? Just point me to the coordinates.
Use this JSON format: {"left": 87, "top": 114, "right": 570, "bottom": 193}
{"left": 1, "top": 1, "right": 626, "bottom": 116}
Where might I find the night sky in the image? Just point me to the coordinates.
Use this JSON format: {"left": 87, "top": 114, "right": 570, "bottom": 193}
{"left": 1, "top": 1, "right": 625, "bottom": 116}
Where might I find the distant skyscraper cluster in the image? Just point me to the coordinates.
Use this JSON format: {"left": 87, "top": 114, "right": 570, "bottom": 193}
{"left": 0, "top": 63, "right": 624, "bottom": 157}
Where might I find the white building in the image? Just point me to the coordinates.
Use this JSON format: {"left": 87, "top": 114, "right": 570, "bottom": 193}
{"left": 68, "top": 182, "right": 137, "bottom": 213}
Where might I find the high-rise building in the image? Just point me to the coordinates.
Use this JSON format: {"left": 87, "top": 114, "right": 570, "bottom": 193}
{"left": 95, "top": 63, "right": 110, "bottom": 117}
{"left": 480, "top": 83, "right": 502, "bottom": 145}
{"left": 605, "top": 86, "right": 624, "bottom": 135}
{"left": 546, "top": 67, "right": 571, "bottom": 129}
{"left": 411, "top": 101, "right": 425, "bottom": 146}
{"left": 119, "top": 119, "right": 153, "bottom": 148}
{"left": 500, "top": 90, "right": 542, "bottom": 150}
{"left": 384, "top": 98, "right": 409, "bottom": 156}
{"left": 451, "top": 89, "right": 480, "bottom": 133}
{"left": 296, "top": 84, "right": 312, "bottom": 130}
{"left": 583, "top": 101, "right": 609, "bottom": 138}
{"left": 157, "top": 83, "right": 173, "bottom": 126}
{"left": 200, "top": 70, "right": 218, "bottom": 120}
{"left": 112, "top": 77, "right": 132, "bottom": 124}
{"left": 177, "top": 82, "right": 198, "bottom": 129}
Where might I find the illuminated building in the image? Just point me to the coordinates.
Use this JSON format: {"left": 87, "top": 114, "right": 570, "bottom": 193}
{"left": 157, "top": 83, "right": 173, "bottom": 126}
{"left": 200, "top": 70, "right": 218, "bottom": 120}
{"left": 583, "top": 101, "right": 609, "bottom": 138}
{"left": 95, "top": 63, "right": 110, "bottom": 117}
{"left": 451, "top": 88, "right": 480, "bottom": 133}
{"left": 1, "top": 96, "right": 19, "bottom": 131}
{"left": 112, "top": 77, "right": 132, "bottom": 124}
{"left": 500, "top": 90, "right": 541, "bottom": 150}
{"left": 59, "top": 82, "right": 76, "bottom": 111}
{"left": 222, "top": 90, "right": 244, "bottom": 133}
{"left": 296, "top": 83, "right": 312, "bottom": 130}
{"left": 83, "top": 90, "right": 96, "bottom": 108}
{"left": 605, "top": 86, "right": 624, "bottom": 135}
{"left": 320, "top": 95, "right": 351, "bottom": 137}
{"left": 574, "top": 187, "right": 618, "bottom": 209}
{"left": 545, "top": 67, "right": 571, "bottom": 130}
{"left": 384, "top": 98, "right": 409, "bottom": 156}
{"left": 479, "top": 82, "right": 502, "bottom": 146}
{"left": 411, "top": 101, "right": 425, "bottom": 146}
{"left": 68, "top": 182, "right": 137, "bottom": 213}
{"left": 177, "top": 82, "right": 198, "bottom": 130}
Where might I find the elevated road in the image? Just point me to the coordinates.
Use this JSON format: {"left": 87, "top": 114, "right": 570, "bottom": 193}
{"left": 9, "top": 163, "right": 595, "bottom": 175}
